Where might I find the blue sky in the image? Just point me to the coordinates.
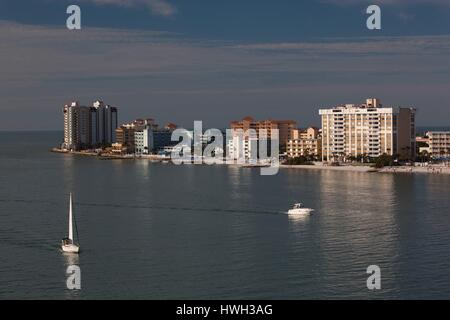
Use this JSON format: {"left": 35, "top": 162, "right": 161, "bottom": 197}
{"left": 1, "top": 0, "right": 450, "bottom": 130}
{"left": 3, "top": 0, "right": 450, "bottom": 39}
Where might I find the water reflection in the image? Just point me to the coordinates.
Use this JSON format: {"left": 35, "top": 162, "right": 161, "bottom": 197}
{"left": 62, "top": 251, "right": 80, "bottom": 267}
{"left": 389, "top": 174, "right": 450, "bottom": 297}
{"left": 227, "top": 166, "right": 252, "bottom": 202}
{"left": 61, "top": 252, "right": 81, "bottom": 299}
{"left": 287, "top": 212, "right": 311, "bottom": 223}
{"left": 62, "top": 154, "right": 75, "bottom": 195}
{"left": 313, "top": 170, "right": 398, "bottom": 296}
{"left": 4, "top": 132, "right": 450, "bottom": 299}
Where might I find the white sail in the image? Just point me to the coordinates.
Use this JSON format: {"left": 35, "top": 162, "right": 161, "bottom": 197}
{"left": 69, "top": 193, "right": 73, "bottom": 241}
{"left": 61, "top": 192, "right": 80, "bottom": 253}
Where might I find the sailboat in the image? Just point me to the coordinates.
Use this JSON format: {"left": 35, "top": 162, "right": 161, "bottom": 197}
{"left": 61, "top": 193, "right": 80, "bottom": 254}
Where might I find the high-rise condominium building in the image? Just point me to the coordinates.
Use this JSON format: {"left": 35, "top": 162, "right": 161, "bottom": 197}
{"left": 427, "top": 131, "right": 450, "bottom": 158}
{"left": 91, "top": 100, "right": 118, "bottom": 146}
{"left": 63, "top": 102, "right": 91, "bottom": 150}
{"left": 62, "top": 100, "right": 118, "bottom": 150}
{"left": 319, "top": 98, "right": 416, "bottom": 162}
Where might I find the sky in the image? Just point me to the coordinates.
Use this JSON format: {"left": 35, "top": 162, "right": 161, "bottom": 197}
{"left": 1, "top": 0, "right": 450, "bottom": 130}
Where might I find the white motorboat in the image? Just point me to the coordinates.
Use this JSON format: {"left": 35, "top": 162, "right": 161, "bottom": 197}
{"left": 61, "top": 193, "right": 80, "bottom": 254}
{"left": 288, "top": 203, "right": 314, "bottom": 215}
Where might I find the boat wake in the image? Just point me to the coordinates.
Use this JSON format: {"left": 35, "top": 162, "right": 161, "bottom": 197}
{"left": 0, "top": 198, "right": 281, "bottom": 216}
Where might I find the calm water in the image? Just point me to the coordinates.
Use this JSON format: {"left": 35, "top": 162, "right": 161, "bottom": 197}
{"left": 1, "top": 131, "right": 450, "bottom": 299}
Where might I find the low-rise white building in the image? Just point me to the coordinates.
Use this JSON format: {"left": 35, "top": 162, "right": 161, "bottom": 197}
{"left": 227, "top": 133, "right": 258, "bottom": 162}
{"left": 134, "top": 127, "right": 154, "bottom": 155}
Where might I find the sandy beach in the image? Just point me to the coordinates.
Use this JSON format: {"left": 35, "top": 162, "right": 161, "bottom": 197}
{"left": 378, "top": 165, "right": 450, "bottom": 175}
{"left": 280, "top": 164, "right": 375, "bottom": 172}
{"left": 280, "top": 163, "right": 450, "bottom": 175}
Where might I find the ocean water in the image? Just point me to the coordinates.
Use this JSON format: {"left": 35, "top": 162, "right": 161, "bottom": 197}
{"left": 1, "top": 131, "right": 450, "bottom": 299}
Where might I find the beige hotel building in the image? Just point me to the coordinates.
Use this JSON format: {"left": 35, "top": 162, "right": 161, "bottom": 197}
{"left": 287, "top": 127, "right": 322, "bottom": 158}
{"left": 427, "top": 131, "right": 450, "bottom": 157}
{"left": 319, "top": 98, "right": 416, "bottom": 162}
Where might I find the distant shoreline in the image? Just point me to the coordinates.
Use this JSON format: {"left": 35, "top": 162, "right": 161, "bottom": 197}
{"left": 51, "top": 148, "right": 450, "bottom": 175}
{"left": 51, "top": 148, "right": 135, "bottom": 159}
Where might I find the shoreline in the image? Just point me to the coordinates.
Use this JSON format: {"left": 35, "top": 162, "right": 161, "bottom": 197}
{"left": 51, "top": 148, "right": 137, "bottom": 160}
{"left": 280, "top": 164, "right": 376, "bottom": 172}
{"left": 51, "top": 149, "right": 450, "bottom": 175}
{"left": 280, "top": 164, "right": 450, "bottom": 175}
{"left": 378, "top": 166, "right": 450, "bottom": 175}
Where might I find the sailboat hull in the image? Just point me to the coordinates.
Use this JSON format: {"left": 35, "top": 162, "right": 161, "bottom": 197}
{"left": 61, "top": 244, "right": 80, "bottom": 253}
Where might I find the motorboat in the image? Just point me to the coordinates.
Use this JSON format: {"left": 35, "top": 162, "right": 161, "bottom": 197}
{"left": 287, "top": 203, "right": 314, "bottom": 215}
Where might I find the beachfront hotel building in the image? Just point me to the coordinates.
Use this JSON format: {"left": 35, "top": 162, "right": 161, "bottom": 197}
{"left": 62, "top": 100, "right": 119, "bottom": 150}
{"left": 117, "top": 119, "right": 177, "bottom": 155}
{"left": 230, "top": 117, "right": 296, "bottom": 146}
{"left": 319, "top": 98, "right": 416, "bottom": 162}
{"left": 227, "top": 117, "right": 296, "bottom": 162}
{"left": 287, "top": 127, "right": 322, "bottom": 159}
{"left": 427, "top": 131, "right": 450, "bottom": 158}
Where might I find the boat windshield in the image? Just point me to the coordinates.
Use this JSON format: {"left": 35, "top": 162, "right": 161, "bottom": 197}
{"left": 293, "top": 203, "right": 303, "bottom": 209}
{"left": 62, "top": 238, "right": 73, "bottom": 245}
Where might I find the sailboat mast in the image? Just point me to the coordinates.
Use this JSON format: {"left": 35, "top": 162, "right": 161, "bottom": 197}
{"left": 69, "top": 193, "right": 73, "bottom": 241}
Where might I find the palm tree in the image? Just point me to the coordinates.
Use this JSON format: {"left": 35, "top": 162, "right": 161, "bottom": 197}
{"left": 362, "top": 153, "right": 368, "bottom": 163}
{"left": 348, "top": 155, "right": 356, "bottom": 163}
{"left": 304, "top": 148, "right": 311, "bottom": 161}
{"left": 419, "top": 150, "right": 429, "bottom": 163}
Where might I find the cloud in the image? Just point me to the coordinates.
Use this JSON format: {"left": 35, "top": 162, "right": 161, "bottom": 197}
{"left": 1, "top": 20, "right": 450, "bottom": 129}
{"left": 2, "top": 20, "right": 450, "bottom": 86}
{"left": 397, "top": 12, "right": 416, "bottom": 22}
{"left": 85, "top": 0, "right": 177, "bottom": 17}
{"left": 230, "top": 36, "right": 450, "bottom": 56}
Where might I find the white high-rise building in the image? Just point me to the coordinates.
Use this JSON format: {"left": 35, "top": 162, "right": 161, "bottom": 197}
{"left": 319, "top": 98, "right": 416, "bottom": 162}
{"left": 62, "top": 102, "right": 91, "bottom": 150}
